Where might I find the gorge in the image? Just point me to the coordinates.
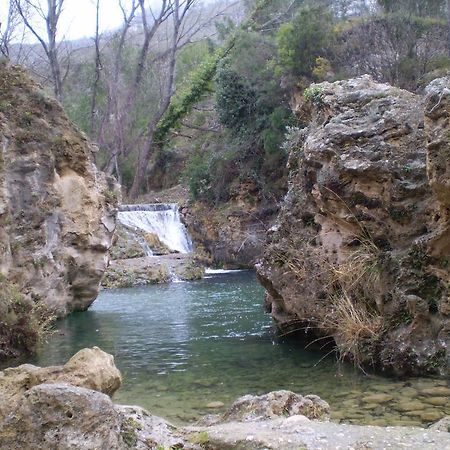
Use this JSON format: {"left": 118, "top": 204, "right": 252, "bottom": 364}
{"left": 1, "top": 57, "right": 450, "bottom": 449}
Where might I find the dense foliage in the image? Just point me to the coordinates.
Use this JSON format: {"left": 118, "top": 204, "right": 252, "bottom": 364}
{"left": 5, "top": 0, "right": 450, "bottom": 201}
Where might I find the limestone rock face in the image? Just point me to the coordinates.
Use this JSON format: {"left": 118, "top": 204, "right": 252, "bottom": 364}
{"left": 257, "top": 75, "right": 450, "bottom": 376}
{"left": 0, "top": 383, "right": 123, "bottom": 450}
{"left": 184, "top": 196, "right": 279, "bottom": 268}
{"left": 0, "top": 347, "right": 122, "bottom": 422}
{"left": 0, "top": 63, "right": 118, "bottom": 317}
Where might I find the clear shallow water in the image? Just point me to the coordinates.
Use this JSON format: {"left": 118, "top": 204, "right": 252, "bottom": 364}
{"left": 27, "top": 271, "right": 449, "bottom": 426}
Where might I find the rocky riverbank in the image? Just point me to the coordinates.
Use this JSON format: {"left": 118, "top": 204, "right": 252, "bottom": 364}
{"left": 0, "top": 348, "right": 449, "bottom": 449}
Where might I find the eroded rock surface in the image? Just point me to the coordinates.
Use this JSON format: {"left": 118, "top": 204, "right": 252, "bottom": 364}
{"left": 257, "top": 75, "right": 450, "bottom": 376}
{"left": 0, "top": 347, "right": 121, "bottom": 422}
{"left": 184, "top": 195, "right": 279, "bottom": 268}
{"left": 0, "top": 62, "right": 117, "bottom": 318}
{"left": 0, "top": 383, "right": 122, "bottom": 450}
{"left": 221, "top": 390, "right": 330, "bottom": 423}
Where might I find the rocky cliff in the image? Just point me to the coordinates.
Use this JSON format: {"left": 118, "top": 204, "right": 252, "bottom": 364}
{"left": 0, "top": 63, "right": 117, "bottom": 327}
{"left": 257, "top": 75, "right": 450, "bottom": 376}
{"left": 184, "top": 182, "right": 280, "bottom": 268}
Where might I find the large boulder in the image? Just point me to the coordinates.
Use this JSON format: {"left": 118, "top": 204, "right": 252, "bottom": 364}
{"left": 0, "top": 383, "right": 123, "bottom": 450}
{"left": 257, "top": 75, "right": 449, "bottom": 376}
{"left": 0, "top": 347, "right": 122, "bottom": 422}
{"left": 0, "top": 62, "right": 118, "bottom": 318}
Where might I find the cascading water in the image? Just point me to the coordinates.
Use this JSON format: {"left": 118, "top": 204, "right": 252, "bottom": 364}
{"left": 118, "top": 204, "right": 193, "bottom": 254}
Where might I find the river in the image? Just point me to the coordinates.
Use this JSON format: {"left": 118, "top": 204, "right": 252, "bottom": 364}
{"left": 28, "top": 271, "right": 449, "bottom": 426}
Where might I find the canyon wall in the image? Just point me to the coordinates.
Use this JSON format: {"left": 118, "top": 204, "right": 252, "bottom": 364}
{"left": 0, "top": 62, "right": 117, "bottom": 320}
{"left": 257, "top": 75, "right": 449, "bottom": 376}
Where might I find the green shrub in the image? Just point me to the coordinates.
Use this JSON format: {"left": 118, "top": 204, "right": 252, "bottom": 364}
{"left": 277, "top": 5, "right": 334, "bottom": 78}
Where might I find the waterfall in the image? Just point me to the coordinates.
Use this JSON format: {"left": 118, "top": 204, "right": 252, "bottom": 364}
{"left": 117, "top": 203, "right": 193, "bottom": 254}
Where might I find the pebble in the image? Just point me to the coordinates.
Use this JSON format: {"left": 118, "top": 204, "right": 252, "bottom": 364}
{"left": 364, "top": 419, "right": 388, "bottom": 426}
{"left": 404, "top": 410, "right": 426, "bottom": 417}
{"left": 423, "top": 397, "right": 448, "bottom": 407}
{"left": 394, "top": 401, "right": 426, "bottom": 412}
{"left": 362, "top": 403, "right": 380, "bottom": 410}
{"left": 206, "top": 401, "right": 225, "bottom": 409}
{"left": 419, "top": 410, "right": 445, "bottom": 422}
{"left": 420, "top": 387, "right": 450, "bottom": 397}
{"left": 362, "top": 394, "right": 393, "bottom": 404}
{"left": 399, "top": 387, "right": 418, "bottom": 397}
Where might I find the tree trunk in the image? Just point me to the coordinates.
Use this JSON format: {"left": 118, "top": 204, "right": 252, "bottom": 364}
{"left": 90, "top": 0, "right": 102, "bottom": 134}
{"left": 128, "top": 0, "right": 180, "bottom": 199}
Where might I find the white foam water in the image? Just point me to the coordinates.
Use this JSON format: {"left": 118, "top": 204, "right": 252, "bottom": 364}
{"left": 118, "top": 204, "right": 193, "bottom": 254}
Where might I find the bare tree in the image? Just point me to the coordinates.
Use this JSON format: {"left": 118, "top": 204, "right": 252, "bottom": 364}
{"left": 0, "top": 0, "right": 23, "bottom": 58}
{"left": 87, "top": 0, "right": 234, "bottom": 194}
{"left": 129, "top": 0, "right": 196, "bottom": 198}
{"left": 90, "top": 0, "right": 102, "bottom": 134}
{"left": 15, "top": 0, "right": 66, "bottom": 101}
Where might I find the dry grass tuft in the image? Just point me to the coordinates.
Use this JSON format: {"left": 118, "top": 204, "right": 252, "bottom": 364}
{"left": 330, "top": 236, "right": 381, "bottom": 296}
{"left": 322, "top": 290, "right": 382, "bottom": 366}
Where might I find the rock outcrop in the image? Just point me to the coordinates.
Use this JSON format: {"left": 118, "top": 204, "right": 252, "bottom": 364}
{"left": 0, "top": 62, "right": 117, "bottom": 320}
{"left": 187, "top": 415, "right": 450, "bottom": 450}
{"left": 0, "top": 347, "right": 122, "bottom": 422}
{"left": 257, "top": 75, "right": 450, "bottom": 376}
{"left": 184, "top": 194, "right": 279, "bottom": 268}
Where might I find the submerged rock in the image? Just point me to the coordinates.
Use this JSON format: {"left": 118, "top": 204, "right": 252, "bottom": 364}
{"left": 0, "top": 62, "right": 118, "bottom": 321}
{"left": 257, "top": 75, "right": 450, "bottom": 376}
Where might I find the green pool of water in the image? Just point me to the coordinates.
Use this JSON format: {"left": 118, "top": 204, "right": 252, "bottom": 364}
{"left": 29, "top": 271, "right": 449, "bottom": 426}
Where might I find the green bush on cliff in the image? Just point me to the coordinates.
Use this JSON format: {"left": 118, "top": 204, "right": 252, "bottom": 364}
{"left": 0, "top": 278, "right": 53, "bottom": 360}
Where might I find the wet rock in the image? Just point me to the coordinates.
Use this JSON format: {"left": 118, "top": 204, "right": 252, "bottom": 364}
{"left": 0, "top": 347, "right": 121, "bottom": 422}
{"left": 399, "top": 387, "right": 419, "bottom": 397}
{"left": 0, "top": 63, "right": 118, "bottom": 323}
{"left": 405, "top": 410, "right": 426, "bottom": 417}
{"left": 257, "top": 75, "right": 450, "bottom": 376}
{"left": 221, "top": 390, "right": 330, "bottom": 422}
{"left": 420, "top": 410, "right": 445, "bottom": 422}
{"left": 206, "top": 401, "right": 225, "bottom": 409}
{"left": 394, "top": 401, "right": 426, "bottom": 412}
{"left": 420, "top": 387, "right": 450, "bottom": 397}
{"left": 424, "top": 397, "right": 449, "bottom": 407}
{"left": 362, "top": 394, "right": 393, "bottom": 404}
